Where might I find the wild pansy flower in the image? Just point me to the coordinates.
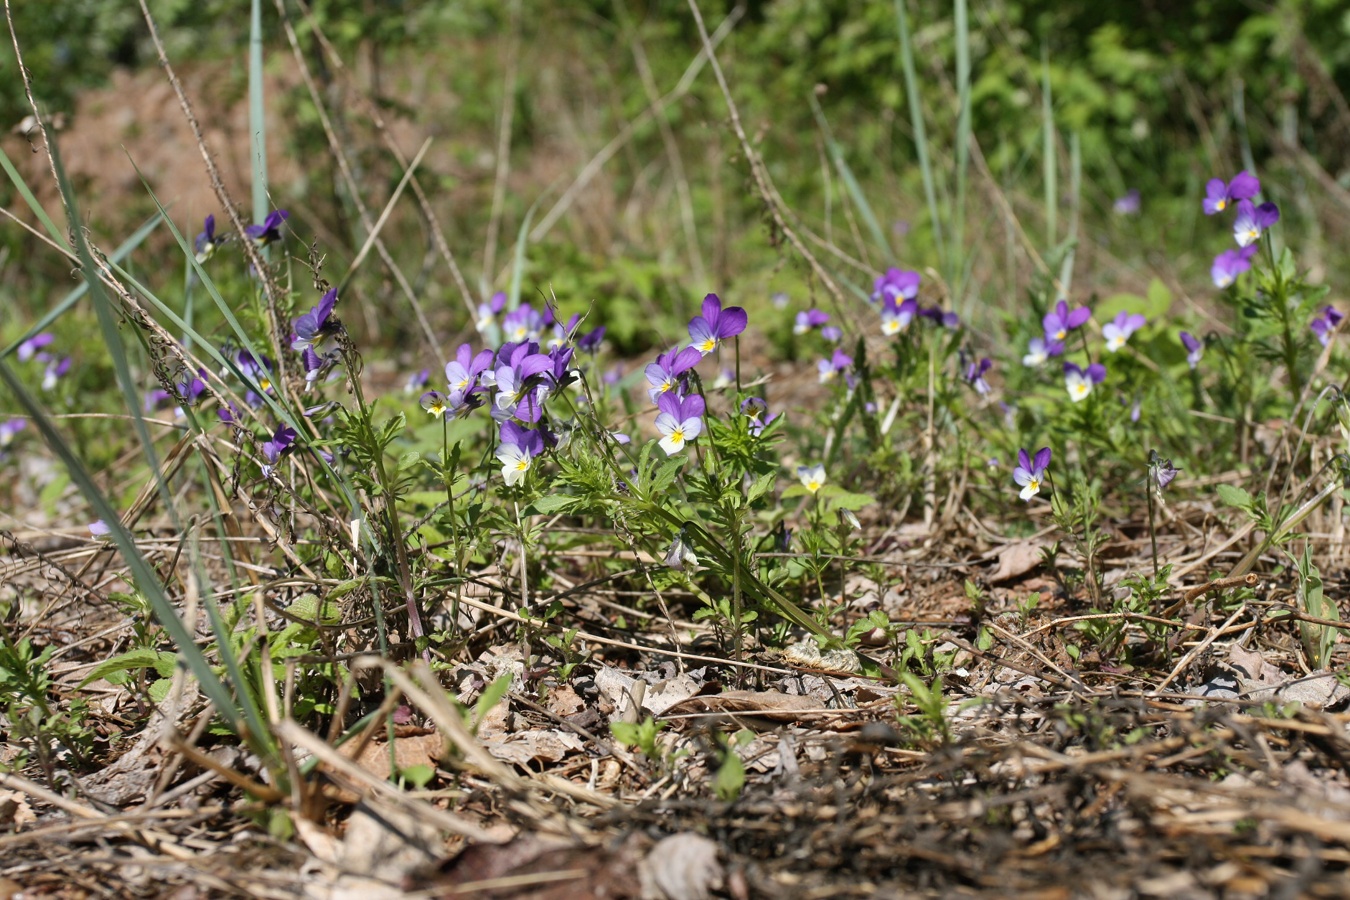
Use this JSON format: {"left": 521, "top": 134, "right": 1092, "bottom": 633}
{"left": 41, "top": 356, "right": 70, "bottom": 391}
{"left": 291, "top": 288, "right": 339, "bottom": 351}
{"left": 821, "top": 325, "right": 843, "bottom": 343}
{"left": 871, "top": 268, "right": 921, "bottom": 304}
{"left": 194, "top": 214, "right": 223, "bottom": 263}
{"left": 1180, "top": 331, "right": 1204, "bottom": 368}
{"left": 0, "top": 418, "right": 25, "bottom": 448}
{"left": 1202, "top": 171, "right": 1259, "bottom": 215}
{"left": 880, "top": 297, "right": 918, "bottom": 336}
{"left": 236, "top": 350, "right": 276, "bottom": 405}
{"left": 1022, "top": 336, "right": 1063, "bottom": 367}
{"left": 245, "top": 209, "right": 289, "bottom": 245}
{"left": 1211, "top": 245, "right": 1257, "bottom": 288}
{"left": 644, "top": 345, "right": 702, "bottom": 403}
{"left": 260, "top": 424, "right": 297, "bottom": 477}
{"left": 89, "top": 519, "right": 111, "bottom": 537}
{"left": 577, "top": 325, "right": 606, "bottom": 353}
{"left": 797, "top": 463, "right": 826, "bottom": 494}
{"left": 655, "top": 392, "right": 705, "bottom": 455}
{"left": 1113, "top": 189, "right": 1140, "bottom": 215}
{"left": 1043, "top": 299, "right": 1091, "bottom": 343}
{"left": 1311, "top": 306, "right": 1344, "bottom": 346}
{"left": 493, "top": 346, "right": 553, "bottom": 423}
{"left": 688, "top": 293, "right": 748, "bottom": 356}
{"left": 446, "top": 343, "right": 495, "bottom": 400}
{"left": 664, "top": 532, "right": 699, "bottom": 571}
{"left": 1233, "top": 200, "right": 1279, "bottom": 247}
{"left": 496, "top": 420, "right": 545, "bottom": 486}
{"left": 1012, "top": 447, "right": 1051, "bottom": 501}
{"left": 144, "top": 388, "right": 172, "bottom": 412}
{"left": 301, "top": 347, "right": 330, "bottom": 390}
{"left": 405, "top": 369, "right": 430, "bottom": 394}
{"left": 963, "top": 356, "right": 993, "bottom": 396}
{"left": 771, "top": 291, "right": 790, "bottom": 309}
{"left": 1102, "top": 312, "right": 1146, "bottom": 352}
{"left": 602, "top": 364, "right": 624, "bottom": 386}
{"left": 475, "top": 292, "right": 507, "bottom": 333}
{"left": 794, "top": 308, "right": 829, "bottom": 335}
{"left": 502, "top": 304, "right": 545, "bottom": 345}
{"left": 740, "top": 397, "right": 779, "bottom": 436}
{"left": 919, "top": 306, "right": 960, "bottom": 328}
{"left": 15, "top": 333, "right": 53, "bottom": 363}
{"left": 1063, "top": 361, "right": 1105, "bottom": 402}
{"left": 1149, "top": 450, "right": 1180, "bottom": 492}
{"left": 817, "top": 348, "right": 853, "bottom": 384}
{"left": 712, "top": 368, "right": 735, "bottom": 390}
{"left": 420, "top": 390, "right": 450, "bottom": 418}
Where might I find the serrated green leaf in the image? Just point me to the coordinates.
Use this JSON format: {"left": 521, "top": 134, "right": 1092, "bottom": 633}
{"left": 528, "top": 494, "right": 579, "bottom": 516}
{"left": 746, "top": 471, "right": 777, "bottom": 505}
{"left": 826, "top": 491, "right": 877, "bottom": 512}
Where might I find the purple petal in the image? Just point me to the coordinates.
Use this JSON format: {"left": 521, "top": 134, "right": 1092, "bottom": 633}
{"left": 717, "top": 306, "right": 748, "bottom": 339}
{"left": 1228, "top": 171, "right": 1260, "bottom": 201}
{"left": 701, "top": 293, "right": 722, "bottom": 323}
{"left": 1086, "top": 363, "right": 1106, "bottom": 383}
{"left": 1017, "top": 448, "right": 1031, "bottom": 471}
{"left": 1032, "top": 447, "right": 1052, "bottom": 471}
{"left": 1065, "top": 306, "right": 1092, "bottom": 329}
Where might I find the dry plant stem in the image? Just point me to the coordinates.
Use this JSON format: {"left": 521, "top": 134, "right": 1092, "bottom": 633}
{"left": 1183, "top": 573, "right": 1260, "bottom": 604}
{"left": 684, "top": 0, "right": 846, "bottom": 309}
{"left": 481, "top": 0, "right": 522, "bottom": 289}
{"left": 616, "top": 0, "right": 707, "bottom": 286}
{"left": 136, "top": 0, "right": 291, "bottom": 389}
{"left": 288, "top": 0, "right": 476, "bottom": 317}
{"left": 1154, "top": 602, "right": 1251, "bottom": 694}
{"left": 527, "top": 8, "right": 740, "bottom": 246}
{"left": 271, "top": 0, "right": 443, "bottom": 357}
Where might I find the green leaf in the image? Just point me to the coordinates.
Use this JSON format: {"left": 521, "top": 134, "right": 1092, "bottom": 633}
{"left": 1216, "top": 484, "right": 1255, "bottom": 513}
{"left": 398, "top": 764, "right": 437, "bottom": 789}
{"left": 528, "top": 494, "right": 579, "bottom": 516}
{"left": 713, "top": 745, "right": 745, "bottom": 802}
{"left": 825, "top": 490, "right": 877, "bottom": 512}
{"left": 81, "top": 649, "right": 179, "bottom": 686}
{"left": 745, "top": 471, "right": 777, "bottom": 505}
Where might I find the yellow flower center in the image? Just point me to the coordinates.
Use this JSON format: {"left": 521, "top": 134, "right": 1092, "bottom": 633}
{"left": 1070, "top": 383, "right": 1089, "bottom": 400}
{"left": 807, "top": 480, "right": 821, "bottom": 493}
{"left": 699, "top": 339, "right": 717, "bottom": 353}
{"left": 1216, "top": 199, "right": 1227, "bottom": 211}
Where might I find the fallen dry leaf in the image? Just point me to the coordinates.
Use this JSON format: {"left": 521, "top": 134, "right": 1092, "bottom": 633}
{"left": 0, "top": 790, "right": 35, "bottom": 830}
{"left": 482, "top": 730, "right": 585, "bottom": 766}
{"left": 987, "top": 540, "right": 1048, "bottom": 583}
{"left": 665, "top": 689, "right": 824, "bottom": 721}
{"left": 639, "top": 833, "right": 723, "bottom": 900}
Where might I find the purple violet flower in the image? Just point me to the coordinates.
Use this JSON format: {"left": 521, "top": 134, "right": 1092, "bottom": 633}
{"left": 794, "top": 308, "right": 829, "bottom": 335}
{"left": 245, "top": 209, "right": 289, "bottom": 246}
{"left": 1022, "top": 336, "right": 1064, "bottom": 367}
{"left": 1063, "top": 361, "right": 1106, "bottom": 402}
{"left": 644, "top": 345, "right": 702, "bottom": 403}
{"left": 1202, "top": 171, "right": 1260, "bottom": 215}
{"left": 881, "top": 297, "right": 917, "bottom": 336}
{"left": 445, "top": 343, "right": 495, "bottom": 401}
{"left": 1149, "top": 450, "right": 1181, "bottom": 492}
{"left": 688, "top": 293, "right": 748, "bottom": 355}
{"left": 1311, "top": 306, "right": 1344, "bottom": 347}
{"left": 291, "top": 288, "right": 339, "bottom": 352}
{"left": 964, "top": 357, "right": 993, "bottom": 395}
{"left": 817, "top": 348, "right": 853, "bottom": 384}
{"left": 1211, "top": 245, "right": 1257, "bottom": 288}
{"left": 0, "top": 418, "right": 26, "bottom": 448}
{"left": 821, "top": 325, "right": 843, "bottom": 343}
{"left": 497, "top": 420, "right": 545, "bottom": 486}
{"left": 15, "top": 333, "right": 54, "bottom": 363}
{"left": 405, "top": 369, "right": 431, "bottom": 394}
{"left": 577, "top": 325, "right": 606, "bottom": 353}
{"left": 420, "top": 390, "right": 449, "bottom": 418}
{"left": 871, "top": 268, "right": 921, "bottom": 304}
{"left": 1113, "top": 190, "right": 1140, "bottom": 215}
{"left": 1102, "top": 312, "right": 1146, "bottom": 352}
{"left": 1180, "top": 331, "right": 1204, "bottom": 368}
{"left": 41, "top": 356, "right": 70, "bottom": 391}
{"left": 1013, "top": 447, "right": 1052, "bottom": 501}
{"left": 502, "top": 304, "right": 545, "bottom": 345}
{"left": 89, "top": 519, "right": 111, "bottom": 537}
{"left": 740, "top": 397, "right": 779, "bottom": 436}
{"left": 1043, "top": 299, "right": 1091, "bottom": 343}
{"left": 655, "top": 392, "right": 705, "bottom": 455}
{"left": 1233, "top": 200, "right": 1280, "bottom": 247}
{"left": 493, "top": 344, "right": 553, "bottom": 423}
{"left": 664, "top": 532, "right": 698, "bottom": 571}
{"left": 260, "top": 423, "right": 297, "bottom": 477}
{"left": 475, "top": 292, "right": 507, "bottom": 333}
{"left": 194, "top": 214, "right": 222, "bottom": 262}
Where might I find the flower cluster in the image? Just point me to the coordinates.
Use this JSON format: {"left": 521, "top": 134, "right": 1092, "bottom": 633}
{"left": 1201, "top": 171, "right": 1277, "bottom": 289}
{"left": 869, "top": 268, "right": 959, "bottom": 339}
{"left": 13, "top": 332, "right": 71, "bottom": 393}
{"left": 644, "top": 293, "right": 747, "bottom": 455}
{"left": 1012, "top": 447, "right": 1051, "bottom": 501}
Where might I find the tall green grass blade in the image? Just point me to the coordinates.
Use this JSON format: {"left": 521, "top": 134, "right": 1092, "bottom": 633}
{"left": 893, "top": 0, "right": 944, "bottom": 268}
{"left": 48, "top": 138, "right": 177, "bottom": 532}
{"left": 808, "top": 93, "right": 891, "bottom": 260}
{"left": 952, "top": 0, "right": 971, "bottom": 294}
{"left": 1058, "top": 131, "right": 1082, "bottom": 296}
{"left": 1041, "top": 47, "right": 1057, "bottom": 249}
{"left": 3, "top": 212, "right": 163, "bottom": 358}
{"left": 0, "top": 359, "right": 260, "bottom": 745}
{"left": 0, "top": 141, "right": 64, "bottom": 247}
{"left": 507, "top": 196, "right": 542, "bottom": 312}
{"left": 249, "top": 0, "right": 268, "bottom": 225}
